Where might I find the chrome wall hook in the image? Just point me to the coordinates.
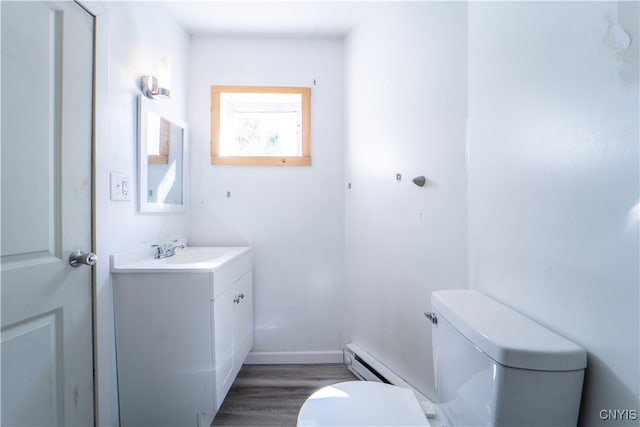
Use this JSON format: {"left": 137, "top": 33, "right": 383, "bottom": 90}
{"left": 412, "top": 176, "right": 426, "bottom": 187}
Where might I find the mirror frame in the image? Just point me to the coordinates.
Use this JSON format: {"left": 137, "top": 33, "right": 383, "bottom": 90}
{"left": 137, "top": 95, "right": 188, "bottom": 213}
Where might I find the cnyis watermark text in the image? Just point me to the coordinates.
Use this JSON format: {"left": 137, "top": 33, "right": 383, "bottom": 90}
{"left": 599, "top": 409, "right": 639, "bottom": 422}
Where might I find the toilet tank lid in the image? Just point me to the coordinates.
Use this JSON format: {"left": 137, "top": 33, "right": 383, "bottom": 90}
{"left": 431, "top": 290, "right": 586, "bottom": 371}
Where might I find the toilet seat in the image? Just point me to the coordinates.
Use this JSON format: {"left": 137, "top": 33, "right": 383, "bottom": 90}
{"left": 297, "top": 381, "right": 430, "bottom": 426}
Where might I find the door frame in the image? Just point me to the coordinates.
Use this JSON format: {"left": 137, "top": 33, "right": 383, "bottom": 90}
{"left": 75, "top": 1, "right": 113, "bottom": 426}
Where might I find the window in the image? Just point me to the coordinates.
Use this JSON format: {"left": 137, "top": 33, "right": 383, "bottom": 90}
{"left": 211, "top": 86, "right": 311, "bottom": 166}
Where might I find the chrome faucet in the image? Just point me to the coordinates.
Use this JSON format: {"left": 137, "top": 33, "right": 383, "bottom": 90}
{"left": 152, "top": 241, "right": 186, "bottom": 259}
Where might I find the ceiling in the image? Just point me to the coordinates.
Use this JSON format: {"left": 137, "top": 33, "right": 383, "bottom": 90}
{"left": 163, "top": 1, "right": 375, "bottom": 37}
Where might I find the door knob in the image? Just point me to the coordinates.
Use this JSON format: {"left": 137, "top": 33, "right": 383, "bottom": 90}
{"left": 69, "top": 249, "right": 97, "bottom": 268}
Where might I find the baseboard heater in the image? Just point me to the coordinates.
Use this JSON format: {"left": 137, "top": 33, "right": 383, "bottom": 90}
{"left": 343, "top": 342, "right": 436, "bottom": 418}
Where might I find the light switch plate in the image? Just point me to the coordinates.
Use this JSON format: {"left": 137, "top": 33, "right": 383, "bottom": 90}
{"left": 110, "top": 172, "right": 130, "bottom": 201}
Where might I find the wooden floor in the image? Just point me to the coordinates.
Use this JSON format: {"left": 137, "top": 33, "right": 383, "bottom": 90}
{"left": 212, "top": 364, "right": 358, "bottom": 427}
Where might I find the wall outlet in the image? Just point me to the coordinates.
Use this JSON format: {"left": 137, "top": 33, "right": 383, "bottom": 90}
{"left": 110, "top": 172, "right": 130, "bottom": 201}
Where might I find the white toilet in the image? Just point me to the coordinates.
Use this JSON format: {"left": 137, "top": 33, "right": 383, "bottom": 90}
{"left": 297, "top": 290, "right": 587, "bottom": 427}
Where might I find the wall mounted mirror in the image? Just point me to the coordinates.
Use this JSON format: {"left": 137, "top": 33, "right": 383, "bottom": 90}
{"left": 138, "top": 95, "right": 187, "bottom": 213}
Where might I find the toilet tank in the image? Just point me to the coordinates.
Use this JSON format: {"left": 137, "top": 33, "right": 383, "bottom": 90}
{"left": 431, "top": 290, "right": 586, "bottom": 427}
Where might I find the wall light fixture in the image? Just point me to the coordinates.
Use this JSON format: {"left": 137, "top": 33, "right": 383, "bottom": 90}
{"left": 140, "top": 75, "right": 170, "bottom": 100}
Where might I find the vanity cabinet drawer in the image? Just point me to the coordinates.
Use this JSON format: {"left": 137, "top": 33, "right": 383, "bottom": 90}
{"left": 212, "top": 251, "right": 252, "bottom": 299}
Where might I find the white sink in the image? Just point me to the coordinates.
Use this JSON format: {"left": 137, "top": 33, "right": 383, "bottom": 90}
{"left": 111, "top": 246, "right": 251, "bottom": 273}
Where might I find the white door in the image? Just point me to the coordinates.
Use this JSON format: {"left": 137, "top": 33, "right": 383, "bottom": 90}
{"left": 1, "top": 1, "right": 95, "bottom": 426}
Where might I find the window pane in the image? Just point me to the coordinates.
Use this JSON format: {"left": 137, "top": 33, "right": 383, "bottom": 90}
{"left": 219, "top": 92, "right": 302, "bottom": 157}
{"left": 234, "top": 111, "right": 300, "bottom": 156}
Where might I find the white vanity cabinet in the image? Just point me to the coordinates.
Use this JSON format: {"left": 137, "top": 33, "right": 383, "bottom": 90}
{"left": 111, "top": 247, "right": 253, "bottom": 427}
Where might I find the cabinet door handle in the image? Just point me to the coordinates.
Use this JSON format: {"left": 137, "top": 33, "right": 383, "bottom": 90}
{"left": 233, "top": 293, "right": 246, "bottom": 304}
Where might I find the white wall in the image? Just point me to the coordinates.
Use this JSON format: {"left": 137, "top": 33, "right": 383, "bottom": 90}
{"left": 106, "top": 2, "right": 190, "bottom": 253}
{"left": 467, "top": 2, "right": 639, "bottom": 425}
{"left": 187, "top": 37, "right": 345, "bottom": 354}
{"left": 95, "top": 3, "right": 190, "bottom": 425}
{"left": 344, "top": 2, "right": 468, "bottom": 400}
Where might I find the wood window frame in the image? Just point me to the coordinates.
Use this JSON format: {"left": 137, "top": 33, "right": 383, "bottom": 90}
{"left": 211, "top": 85, "right": 311, "bottom": 166}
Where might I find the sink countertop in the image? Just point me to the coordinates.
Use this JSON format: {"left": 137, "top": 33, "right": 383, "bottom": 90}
{"left": 111, "top": 246, "right": 251, "bottom": 273}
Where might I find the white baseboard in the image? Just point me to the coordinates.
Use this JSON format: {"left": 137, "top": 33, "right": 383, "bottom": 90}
{"left": 245, "top": 350, "right": 344, "bottom": 365}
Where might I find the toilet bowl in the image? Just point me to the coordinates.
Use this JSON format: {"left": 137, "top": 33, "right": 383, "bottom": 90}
{"left": 296, "top": 381, "right": 430, "bottom": 426}
{"left": 297, "top": 290, "right": 586, "bottom": 427}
